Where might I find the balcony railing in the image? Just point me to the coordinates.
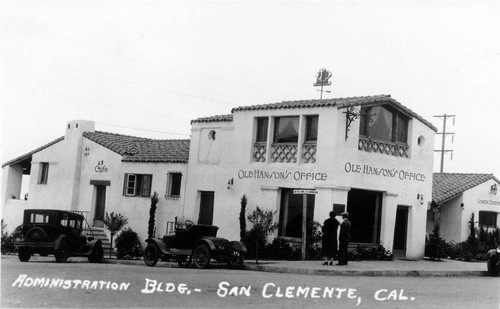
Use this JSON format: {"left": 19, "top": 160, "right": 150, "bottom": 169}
{"left": 271, "top": 143, "right": 297, "bottom": 163}
{"left": 302, "top": 143, "right": 317, "bottom": 163}
{"left": 253, "top": 142, "right": 267, "bottom": 162}
{"left": 358, "top": 137, "right": 409, "bottom": 158}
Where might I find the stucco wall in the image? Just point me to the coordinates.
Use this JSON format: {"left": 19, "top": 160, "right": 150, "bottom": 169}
{"left": 184, "top": 104, "right": 435, "bottom": 259}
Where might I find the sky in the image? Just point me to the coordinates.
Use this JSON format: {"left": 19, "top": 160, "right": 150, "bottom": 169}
{"left": 1, "top": 0, "right": 499, "bottom": 184}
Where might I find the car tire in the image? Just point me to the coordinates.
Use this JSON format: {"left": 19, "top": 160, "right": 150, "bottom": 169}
{"left": 487, "top": 255, "right": 500, "bottom": 277}
{"left": 193, "top": 243, "right": 211, "bottom": 269}
{"left": 55, "top": 240, "right": 70, "bottom": 263}
{"left": 227, "top": 248, "right": 244, "bottom": 269}
{"left": 25, "top": 227, "right": 47, "bottom": 242}
{"left": 144, "top": 243, "right": 159, "bottom": 267}
{"left": 18, "top": 247, "right": 31, "bottom": 262}
{"left": 88, "top": 243, "right": 104, "bottom": 263}
{"left": 177, "top": 255, "right": 192, "bottom": 268}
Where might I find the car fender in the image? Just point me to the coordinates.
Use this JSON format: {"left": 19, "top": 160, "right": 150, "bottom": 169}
{"left": 53, "top": 235, "right": 68, "bottom": 250}
{"left": 146, "top": 238, "right": 170, "bottom": 255}
{"left": 486, "top": 248, "right": 498, "bottom": 257}
{"left": 230, "top": 241, "right": 247, "bottom": 253}
{"left": 193, "top": 239, "right": 217, "bottom": 252}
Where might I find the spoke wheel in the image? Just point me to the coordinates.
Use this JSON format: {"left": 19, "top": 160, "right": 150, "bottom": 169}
{"left": 55, "top": 240, "right": 70, "bottom": 263}
{"left": 18, "top": 247, "right": 31, "bottom": 262}
{"left": 144, "top": 244, "right": 159, "bottom": 267}
{"left": 193, "top": 244, "right": 211, "bottom": 269}
{"left": 227, "top": 248, "right": 244, "bottom": 269}
{"left": 88, "top": 243, "right": 104, "bottom": 263}
{"left": 177, "top": 255, "right": 192, "bottom": 268}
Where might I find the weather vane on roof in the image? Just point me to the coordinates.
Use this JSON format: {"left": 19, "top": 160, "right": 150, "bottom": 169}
{"left": 313, "top": 68, "right": 332, "bottom": 99}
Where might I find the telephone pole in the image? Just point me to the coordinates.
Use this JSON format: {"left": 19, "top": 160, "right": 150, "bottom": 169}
{"left": 433, "top": 114, "right": 456, "bottom": 173}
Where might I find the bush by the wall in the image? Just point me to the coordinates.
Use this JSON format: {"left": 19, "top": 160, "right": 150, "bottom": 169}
{"left": 1, "top": 222, "right": 22, "bottom": 255}
{"left": 115, "top": 228, "right": 143, "bottom": 260}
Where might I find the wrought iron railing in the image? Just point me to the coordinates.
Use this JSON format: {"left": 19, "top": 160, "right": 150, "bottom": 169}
{"left": 271, "top": 143, "right": 298, "bottom": 163}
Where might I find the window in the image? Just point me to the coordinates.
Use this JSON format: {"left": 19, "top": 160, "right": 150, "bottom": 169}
{"left": 38, "top": 162, "right": 49, "bottom": 184}
{"left": 359, "top": 106, "right": 409, "bottom": 144}
{"left": 305, "top": 115, "right": 319, "bottom": 142}
{"left": 30, "top": 213, "right": 49, "bottom": 224}
{"left": 123, "top": 173, "right": 152, "bottom": 197}
{"left": 166, "top": 172, "right": 182, "bottom": 199}
{"left": 274, "top": 116, "right": 299, "bottom": 143}
{"left": 256, "top": 117, "right": 268, "bottom": 142}
{"left": 479, "top": 211, "right": 498, "bottom": 229}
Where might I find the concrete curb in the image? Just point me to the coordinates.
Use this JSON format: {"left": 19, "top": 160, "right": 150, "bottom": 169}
{"left": 100, "top": 258, "right": 489, "bottom": 277}
{"left": 243, "top": 264, "right": 489, "bottom": 277}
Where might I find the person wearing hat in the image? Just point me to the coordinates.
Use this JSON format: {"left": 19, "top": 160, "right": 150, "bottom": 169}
{"left": 337, "top": 211, "right": 351, "bottom": 266}
{"left": 321, "top": 211, "right": 339, "bottom": 265}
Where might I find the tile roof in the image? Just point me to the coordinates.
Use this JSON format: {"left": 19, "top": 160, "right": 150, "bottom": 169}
{"left": 83, "top": 131, "right": 190, "bottom": 163}
{"left": 191, "top": 114, "right": 233, "bottom": 124}
{"left": 2, "top": 136, "right": 64, "bottom": 168}
{"left": 432, "top": 173, "right": 500, "bottom": 204}
{"left": 192, "top": 95, "right": 437, "bottom": 131}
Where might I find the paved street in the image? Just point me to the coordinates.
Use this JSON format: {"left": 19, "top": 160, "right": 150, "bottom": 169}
{"left": 1, "top": 257, "right": 499, "bottom": 308}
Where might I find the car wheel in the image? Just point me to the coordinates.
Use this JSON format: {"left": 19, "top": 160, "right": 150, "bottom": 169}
{"left": 193, "top": 244, "right": 211, "bottom": 269}
{"left": 144, "top": 244, "right": 159, "bottom": 267}
{"left": 487, "top": 255, "right": 500, "bottom": 277}
{"left": 55, "top": 240, "right": 70, "bottom": 263}
{"left": 18, "top": 247, "right": 31, "bottom": 262}
{"left": 227, "top": 248, "right": 244, "bottom": 269}
{"left": 88, "top": 243, "right": 104, "bottom": 263}
{"left": 177, "top": 255, "right": 192, "bottom": 268}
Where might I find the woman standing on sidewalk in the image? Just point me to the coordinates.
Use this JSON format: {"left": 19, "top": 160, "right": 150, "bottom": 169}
{"left": 321, "top": 211, "right": 339, "bottom": 265}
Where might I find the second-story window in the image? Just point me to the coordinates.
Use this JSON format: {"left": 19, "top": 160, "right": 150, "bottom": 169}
{"left": 123, "top": 173, "right": 152, "bottom": 197}
{"left": 274, "top": 116, "right": 299, "bottom": 143}
{"left": 256, "top": 117, "right": 268, "bottom": 142}
{"left": 360, "top": 106, "right": 408, "bottom": 144}
{"left": 38, "top": 162, "right": 49, "bottom": 184}
{"left": 305, "top": 115, "right": 319, "bottom": 142}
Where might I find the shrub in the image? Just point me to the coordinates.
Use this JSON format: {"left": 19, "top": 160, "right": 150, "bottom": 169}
{"left": 425, "top": 224, "right": 447, "bottom": 260}
{"left": 245, "top": 206, "right": 278, "bottom": 264}
{"left": 1, "top": 222, "right": 22, "bottom": 255}
{"left": 115, "top": 228, "right": 143, "bottom": 260}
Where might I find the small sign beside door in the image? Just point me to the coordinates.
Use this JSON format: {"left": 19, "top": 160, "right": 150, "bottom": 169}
{"left": 293, "top": 189, "right": 318, "bottom": 195}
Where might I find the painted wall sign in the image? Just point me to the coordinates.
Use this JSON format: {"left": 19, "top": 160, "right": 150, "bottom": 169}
{"left": 237, "top": 169, "right": 328, "bottom": 182}
{"left": 95, "top": 160, "right": 108, "bottom": 173}
{"left": 477, "top": 199, "right": 500, "bottom": 206}
{"left": 344, "top": 162, "right": 426, "bottom": 182}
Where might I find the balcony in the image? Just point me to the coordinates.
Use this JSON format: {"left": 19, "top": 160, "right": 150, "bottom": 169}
{"left": 358, "top": 137, "right": 409, "bottom": 158}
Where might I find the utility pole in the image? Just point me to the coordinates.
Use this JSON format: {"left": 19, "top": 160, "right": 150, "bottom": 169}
{"left": 433, "top": 114, "right": 456, "bottom": 173}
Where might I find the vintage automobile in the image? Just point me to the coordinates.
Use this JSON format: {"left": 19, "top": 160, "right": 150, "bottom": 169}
{"left": 15, "top": 209, "right": 104, "bottom": 263}
{"left": 486, "top": 245, "right": 500, "bottom": 276}
{"left": 143, "top": 220, "right": 246, "bottom": 269}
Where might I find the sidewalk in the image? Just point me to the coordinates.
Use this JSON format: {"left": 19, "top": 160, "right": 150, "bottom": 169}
{"left": 241, "top": 258, "right": 489, "bottom": 277}
{"left": 2, "top": 254, "right": 489, "bottom": 277}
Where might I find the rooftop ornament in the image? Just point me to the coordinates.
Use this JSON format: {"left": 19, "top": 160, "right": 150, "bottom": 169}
{"left": 313, "top": 68, "right": 332, "bottom": 100}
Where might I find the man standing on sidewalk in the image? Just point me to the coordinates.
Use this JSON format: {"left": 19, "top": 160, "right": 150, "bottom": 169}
{"left": 337, "top": 212, "right": 351, "bottom": 266}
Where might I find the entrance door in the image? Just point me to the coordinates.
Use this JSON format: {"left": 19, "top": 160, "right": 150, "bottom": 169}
{"left": 278, "top": 188, "right": 315, "bottom": 239}
{"left": 199, "top": 191, "right": 215, "bottom": 225}
{"left": 346, "top": 189, "right": 382, "bottom": 244}
{"left": 94, "top": 185, "right": 106, "bottom": 228}
{"left": 393, "top": 206, "right": 409, "bottom": 257}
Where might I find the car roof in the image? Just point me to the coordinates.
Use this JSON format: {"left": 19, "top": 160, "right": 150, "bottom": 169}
{"left": 24, "top": 209, "right": 84, "bottom": 219}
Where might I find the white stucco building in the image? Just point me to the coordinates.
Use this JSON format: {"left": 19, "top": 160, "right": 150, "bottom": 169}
{"left": 2, "top": 120, "right": 190, "bottom": 242}
{"left": 429, "top": 173, "right": 500, "bottom": 242}
{"left": 184, "top": 95, "right": 436, "bottom": 259}
{"left": 2, "top": 95, "right": 438, "bottom": 259}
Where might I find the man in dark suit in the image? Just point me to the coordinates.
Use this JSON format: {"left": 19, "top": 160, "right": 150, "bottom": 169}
{"left": 337, "top": 211, "right": 351, "bottom": 265}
